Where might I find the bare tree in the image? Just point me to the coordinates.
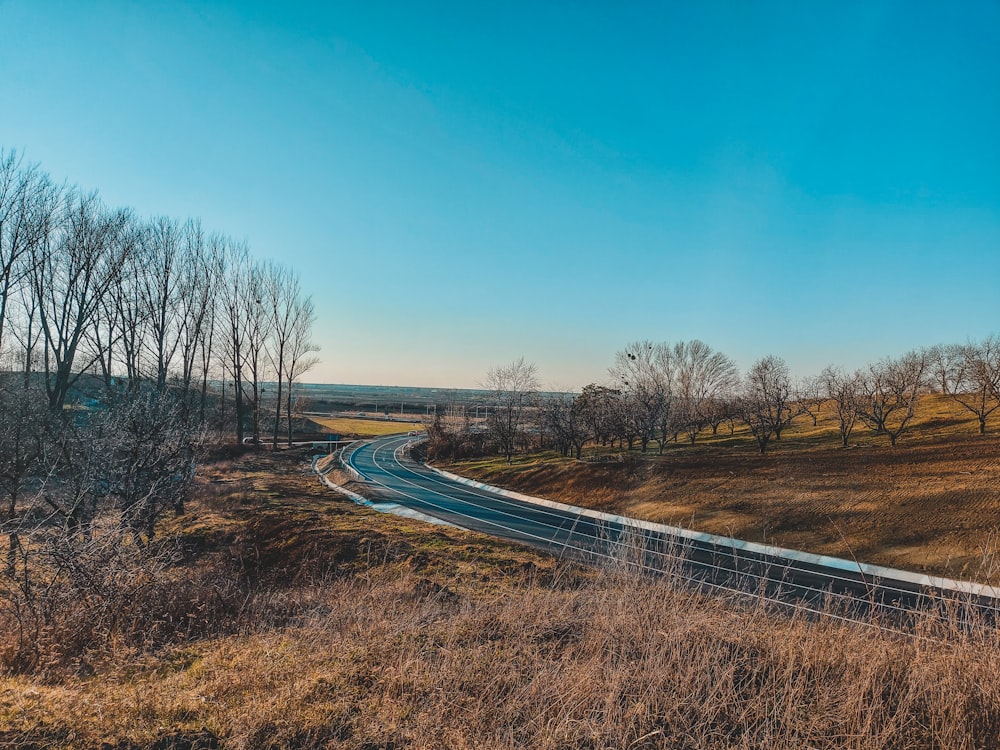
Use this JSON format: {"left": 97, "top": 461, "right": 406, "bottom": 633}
{"left": 539, "top": 394, "right": 571, "bottom": 457}
{"left": 197, "top": 234, "right": 227, "bottom": 426}
{"left": 672, "top": 340, "right": 739, "bottom": 444}
{"left": 105, "top": 218, "right": 149, "bottom": 389}
{"left": 540, "top": 392, "right": 591, "bottom": 459}
{"left": 484, "top": 357, "right": 539, "bottom": 464}
{"left": 0, "top": 151, "right": 52, "bottom": 361}
{"left": 10, "top": 278, "right": 43, "bottom": 388}
{"left": 795, "top": 375, "right": 826, "bottom": 428}
{"left": 94, "top": 390, "right": 199, "bottom": 541}
{"left": 610, "top": 341, "right": 670, "bottom": 453}
{"left": 576, "top": 383, "right": 622, "bottom": 449}
{"left": 137, "top": 216, "right": 186, "bottom": 391}
{"left": 27, "top": 388, "right": 200, "bottom": 554}
{"left": 175, "top": 221, "right": 219, "bottom": 413}
{"left": 820, "top": 365, "right": 863, "bottom": 447}
{"left": 31, "top": 191, "right": 134, "bottom": 410}
{"left": 703, "top": 392, "right": 737, "bottom": 436}
{"left": 737, "top": 355, "right": 793, "bottom": 454}
{"left": 926, "top": 343, "right": 965, "bottom": 395}
{"left": 86, "top": 212, "right": 144, "bottom": 389}
{"left": 651, "top": 343, "right": 678, "bottom": 453}
{"left": 939, "top": 337, "right": 1000, "bottom": 435}
{"left": 857, "top": 350, "right": 928, "bottom": 446}
{"left": 283, "top": 293, "right": 318, "bottom": 445}
{"left": 242, "top": 261, "right": 271, "bottom": 443}
{"left": 263, "top": 262, "right": 301, "bottom": 449}
{"left": 218, "top": 242, "right": 251, "bottom": 442}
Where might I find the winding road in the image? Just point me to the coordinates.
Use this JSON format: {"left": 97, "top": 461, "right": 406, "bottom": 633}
{"left": 341, "top": 434, "right": 1000, "bottom": 623}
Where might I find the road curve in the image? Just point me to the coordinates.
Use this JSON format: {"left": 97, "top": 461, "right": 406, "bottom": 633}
{"left": 342, "top": 434, "right": 1000, "bottom": 623}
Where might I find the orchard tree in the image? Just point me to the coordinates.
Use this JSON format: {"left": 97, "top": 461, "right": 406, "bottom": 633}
{"left": 795, "top": 375, "right": 826, "bottom": 428}
{"left": 927, "top": 343, "right": 965, "bottom": 395}
{"left": 938, "top": 337, "right": 1000, "bottom": 435}
{"left": 820, "top": 365, "right": 863, "bottom": 447}
{"left": 857, "top": 350, "right": 928, "bottom": 446}
{"left": 484, "top": 357, "right": 539, "bottom": 464}
{"left": 737, "top": 355, "right": 794, "bottom": 454}
{"left": 672, "top": 340, "right": 739, "bottom": 444}
{"left": 576, "top": 383, "right": 622, "bottom": 448}
{"left": 610, "top": 341, "right": 670, "bottom": 453}
{"left": 540, "top": 392, "right": 591, "bottom": 459}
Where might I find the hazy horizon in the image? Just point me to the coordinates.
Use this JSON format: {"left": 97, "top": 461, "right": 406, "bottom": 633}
{"left": 3, "top": 1, "right": 998, "bottom": 390}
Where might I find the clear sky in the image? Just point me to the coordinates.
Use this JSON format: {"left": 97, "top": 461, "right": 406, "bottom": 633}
{"left": 2, "top": 1, "right": 998, "bottom": 389}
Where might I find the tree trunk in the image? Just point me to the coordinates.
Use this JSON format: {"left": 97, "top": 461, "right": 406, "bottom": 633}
{"left": 272, "top": 373, "right": 283, "bottom": 450}
{"left": 6, "top": 533, "right": 17, "bottom": 578}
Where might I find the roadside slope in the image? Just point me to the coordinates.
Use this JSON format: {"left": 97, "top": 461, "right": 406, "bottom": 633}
{"left": 437, "top": 434, "right": 1000, "bottom": 583}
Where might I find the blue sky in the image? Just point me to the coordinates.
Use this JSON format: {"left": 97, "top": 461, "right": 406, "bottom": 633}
{"left": 2, "top": 1, "right": 998, "bottom": 388}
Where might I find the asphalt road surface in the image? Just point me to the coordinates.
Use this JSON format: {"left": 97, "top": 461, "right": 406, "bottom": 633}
{"left": 343, "top": 434, "right": 1000, "bottom": 624}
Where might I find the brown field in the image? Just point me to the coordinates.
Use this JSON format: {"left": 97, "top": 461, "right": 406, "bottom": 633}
{"left": 440, "top": 394, "right": 1000, "bottom": 583}
{"left": 311, "top": 415, "right": 425, "bottom": 437}
{"left": 2, "top": 449, "right": 999, "bottom": 748}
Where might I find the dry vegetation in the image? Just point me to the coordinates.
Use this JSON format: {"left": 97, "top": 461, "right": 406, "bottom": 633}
{"left": 440, "top": 394, "right": 1000, "bottom": 584}
{"left": 2, "top": 449, "right": 1000, "bottom": 748}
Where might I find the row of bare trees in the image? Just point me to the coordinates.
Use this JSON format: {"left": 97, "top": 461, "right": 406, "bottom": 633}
{"left": 0, "top": 149, "right": 319, "bottom": 443}
{"left": 0, "top": 149, "right": 321, "bottom": 661}
{"left": 605, "top": 339, "right": 1000, "bottom": 454}
{"left": 443, "top": 336, "right": 1000, "bottom": 463}
{"left": 594, "top": 341, "right": 1000, "bottom": 454}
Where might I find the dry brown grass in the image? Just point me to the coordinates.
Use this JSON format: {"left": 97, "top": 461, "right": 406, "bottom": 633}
{"left": 443, "top": 394, "right": 1000, "bottom": 583}
{"left": 2, "top": 449, "right": 999, "bottom": 748}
